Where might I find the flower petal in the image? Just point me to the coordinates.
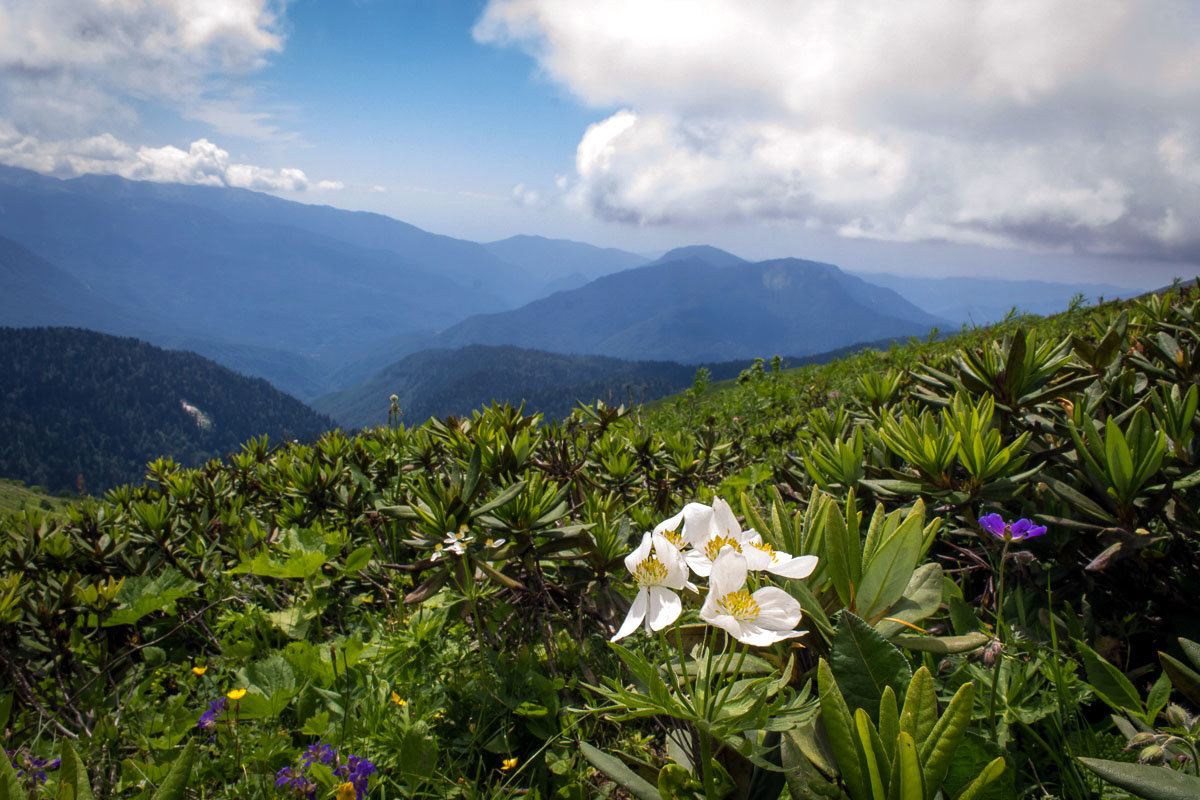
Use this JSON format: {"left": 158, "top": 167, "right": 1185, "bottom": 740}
{"left": 712, "top": 497, "right": 742, "bottom": 538}
{"left": 767, "top": 554, "right": 819, "bottom": 579}
{"left": 612, "top": 588, "right": 649, "bottom": 641}
{"left": 978, "top": 513, "right": 1006, "bottom": 537}
{"left": 624, "top": 532, "right": 653, "bottom": 574}
{"left": 752, "top": 587, "right": 803, "bottom": 629}
{"left": 709, "top": 547, "right": 748, "bottom": 596}
{"left": 647, "top": 586, "right": 683, "bottom": 631}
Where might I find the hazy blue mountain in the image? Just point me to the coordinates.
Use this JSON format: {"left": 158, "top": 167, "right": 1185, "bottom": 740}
{"left": 852, "top": 272, "right": 1145, "bottom": 326}
{"left": 0, "top": 327, "right": 334, "bottom": 492}
{"left": 313, "top": 344, "right": 754, "bottom": 429}
{"left": 433, "top": 252, "right": 944, "bottom": 363}
{"left": 484, "top": 234, "right": 648, "bottom": 286}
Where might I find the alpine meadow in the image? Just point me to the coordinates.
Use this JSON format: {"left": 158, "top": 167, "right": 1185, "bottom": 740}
{"left": 2, "top": 3, "right": 1199, "bottom": 800}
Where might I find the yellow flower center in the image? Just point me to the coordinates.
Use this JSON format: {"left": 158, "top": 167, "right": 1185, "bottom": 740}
{"left": 715, "top": 589, "right": 761, "bottom": 621}
{"left": 660, "top": 527, "right": 685, "bottom": 549}
{"left": 632, "top": 555, "right": 669, "bottom": 586}
{"left": 704, "top": 535, "right": 741, "bottom": 561}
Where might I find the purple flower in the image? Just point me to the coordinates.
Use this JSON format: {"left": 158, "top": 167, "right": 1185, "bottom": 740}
{"left": 300, "top": 743, "right": 338, "bottom": 768}
{"left": 197, "top": 696, "right": 227, "bottom": 732}
{"left": 6, "top": 749, "right": 61, "bottom": 786}
{"left": 275, "top": 765, "right": 317, "bottom": 798}
{"left": 979, "top": 513, "right": 1046, "bottom": 541}
{"left": 338, "top": 754, "right": 378, "bottom": 795}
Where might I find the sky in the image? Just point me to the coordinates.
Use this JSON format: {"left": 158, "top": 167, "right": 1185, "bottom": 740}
{"left": 1, "top": 0, "right": 1198, "bottom": 286}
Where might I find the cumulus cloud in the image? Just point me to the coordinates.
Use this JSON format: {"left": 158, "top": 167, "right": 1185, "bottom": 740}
{"left": 476, "top": 0, "right": 1200, "bottom": 260}
{"left": 511, "top": 182, "right": 542, "bottom": 207}
{"left": 0, "top": 0, "right": 285, "bottom": 137}
{"left": 0, "top": 124, "right": 341, "bottom": 192}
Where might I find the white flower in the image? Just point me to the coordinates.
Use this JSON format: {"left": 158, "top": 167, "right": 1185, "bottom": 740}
{"left": 682, "top": 497, "right": 819, "bottom": 580}
{"left": 612, "top": 532, "right": 697, "bottom": 641}
{"left": 653, "top": 502, "right": 717, "bottom": 550}
{"left": 699, "top": 546, "right": 807, "bottom": 647}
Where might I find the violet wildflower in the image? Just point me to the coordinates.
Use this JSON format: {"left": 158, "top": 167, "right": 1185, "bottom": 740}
{"left": 275, "top": 765, "right": 317, "bottom": 798}
{"left": 7, "top": 749, "right": 61, "bottom": 786}
{"left": 979, "top": 513, "right": 1046, "bottom": 541}
{"left": 197, "top": 696, "right": 227, "bottom": 734}
{"left": 300, "top": 742, "right": 338, "bottom": 768}
{"left": 337, "top": 754, "right": 378, "bottom": 796}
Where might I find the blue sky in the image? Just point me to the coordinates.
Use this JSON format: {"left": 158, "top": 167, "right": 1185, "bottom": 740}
{"left": 1, "top": 0, "right": 1198, "bottom": 285}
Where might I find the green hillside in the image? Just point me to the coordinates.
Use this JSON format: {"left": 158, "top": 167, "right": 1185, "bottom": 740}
{"left": 0, "top": 327, "right": 335, "bottom": 492}
{"left": 0, "top": 478, "right": 70, "bottom": 516}
{"left": 4, "top": 285, "right": 1200, "bottom": 800}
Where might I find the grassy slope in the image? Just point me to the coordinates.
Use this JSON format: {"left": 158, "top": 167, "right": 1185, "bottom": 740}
{"left": 0, "top": 478, "right": 71, "bottom": 516}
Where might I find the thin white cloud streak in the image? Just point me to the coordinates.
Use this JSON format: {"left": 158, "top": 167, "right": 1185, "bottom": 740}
{"left": 0, "top": 124, "right": 342, "bottom": 192}
{"left": 476, "top": 0, "right": 1200, "bottom": 261}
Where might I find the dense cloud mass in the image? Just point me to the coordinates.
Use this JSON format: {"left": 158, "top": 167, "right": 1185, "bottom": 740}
{"left": 475, "top": 0, "right": 1200, "bottom": 260}
{"left": 0, "top": 0, "right": 285, "bottom": 136}
{"left": 0, "top": 125, "right": 341, "bottom": 192}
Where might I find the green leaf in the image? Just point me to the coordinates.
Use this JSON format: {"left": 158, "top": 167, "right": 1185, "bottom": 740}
{"left": 301, "top": 711, "right": 331, "bottom": 736}
{"left": 893, "top": 732, "right": 923, "bottom": 800}
{"left": 818, "top": 659, "right": 868, "bottom": 800}
{"left": 104, "top": 569, "right": 200, "bottom": 627}
{"left": 579, "top": 742, "right": 661, "bottom": 800}
{"left": 955, "top": 757, "right": 1007, "bottom": 800}
{"left": 150, "top": 740, "right": 196, "bottom": 800}
{"left": 830, "top": 612, "right": 912, "bottom": 721}
{"left": 342, "top": 546, "right": 373, "bottom": 573}
{"left": 873, "top": 564, "right": 944, "bottom": 638}
{"left": 228, "top": 550, "right": 327, "bottom": 580}
{"left": 856, "top": 709, "right": 888, "bottom": 800}
{"left": 823, "top": 502, "right": 855, "bottom": 608}
{"left": 899, "top": 667, "right": 938, "bottom": 748}
{"left": 858, "top": 503, "right": 925, "bottom": 622}
{"left": 1159, "top": 650, "right": 1200, "bottom": 707}
{"left": 58, "top": 742, "right": 94, "bottom": 800}
{"left": 895, "top": 633, "right": 989, "bottom": 654}
{"left": 0, "top": 747, "right": 23, "bottom": 800}
{"left": 919, "top": 682, "right": 975, "bottom": 800}
{"left": 1076, "top": 640, "right": 1144, "bottom": 715}
{"left": 1078, "top": 757, "right": 1200, "bottom": 800}
{"left": 1179, "top": 637, "right": 1200, "bottom": 671}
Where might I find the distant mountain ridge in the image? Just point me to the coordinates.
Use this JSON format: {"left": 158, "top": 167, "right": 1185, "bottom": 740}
{"left": 432, "top": 248, "right": 944, "bottom": 363}
{"left": 0, "top": 327, "right": 334, "bottom": 492}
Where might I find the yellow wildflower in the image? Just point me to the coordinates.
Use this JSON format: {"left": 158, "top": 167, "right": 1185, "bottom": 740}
{"left": 391, "top": 692, "right": 406, "bottom": 707}
{"left": 335, "top": 782, "right": 356, "bottom": 800}
{"left": 226, "top": 688, "right": 247, "bottom": 701}
{"left": 501, "top": 757, "right": 518, "bottom": 771}
{"left": 191, "top": 665, "right": 207, "bottom": 676}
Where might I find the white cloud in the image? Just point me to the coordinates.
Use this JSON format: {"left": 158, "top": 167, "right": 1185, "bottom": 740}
{"left": 0, "top": 124, "right": 341, "bottom": 193}
{"left": 477, "top": 0, "right": 1200, "bottom": 260}
{"left": 0, "top": 0, "right": 286, "bottom": 138}
{"left": 511, "top": 182, "right": 541, "bottom": 207}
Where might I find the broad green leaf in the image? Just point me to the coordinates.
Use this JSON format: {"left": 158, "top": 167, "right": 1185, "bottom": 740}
{"left": 578, "top": 742, "right": 661, "bottom": 800}
{"left": 899, "top": 667, "right": 938, "bottom": 748}
{"left": 855, "top": 709, "right": 887, "bottom": 800}
{"left": 858, "top": 503, "right": 925, "bottom": 622}
{"left": 817, "top": 659, "right": 868, "bottom": 800}
{"left": 919, "top": 682, "right": 975, "bottom": 800}
{"left": 150, "top": 741, "right": 195, "bottom": 800}
{"left": 1159, "top": 650, "right": 1200, "bottom": 707}
{"left": 874, "top": 563, "right": 944, "bottom": 638}
{"left": 1076, "top": 640, "right": 1143, "bottom": 715}
{"left": 823, "top": 502, "right": 855, "bottom": 608}
{"left": 104, "top": 569, "right": 200, "bottom": 627}
{"left": 342, "top": 546, "right": 373, "bottom": 573}
{"left": 58, "top": 742, "right": 94, "bottom": 800}
{"left": 228, "top": 550, "right": 327, "bottom": 580}
{"left": 831, "top": 612, "right": 912, "bottom": 720}
{"left": 1078, "top": 757, "right": 1200, "bottom": 800}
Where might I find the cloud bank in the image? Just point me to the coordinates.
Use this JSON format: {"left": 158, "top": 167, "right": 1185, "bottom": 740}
{"left": 0, "top": 125, "right": 341, "bottom": 192}
{"left": 476, "top": 0, "right": 1200, "bottom": 260}
{"left": 0, "top": 0, "right": 286, "bottom": 138}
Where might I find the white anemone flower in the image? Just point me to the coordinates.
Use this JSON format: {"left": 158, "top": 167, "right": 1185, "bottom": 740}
{"left": 684, "top": 497, "right": 819, "bottom": 580}
{"left": 612, "top": 532, "right": 696, "bottom": 641}
{"left": 699, "top": 546, "right": 807, "bottom": 647}
{"left": 653, "top": 502, "right": 717, "bottom": 550}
